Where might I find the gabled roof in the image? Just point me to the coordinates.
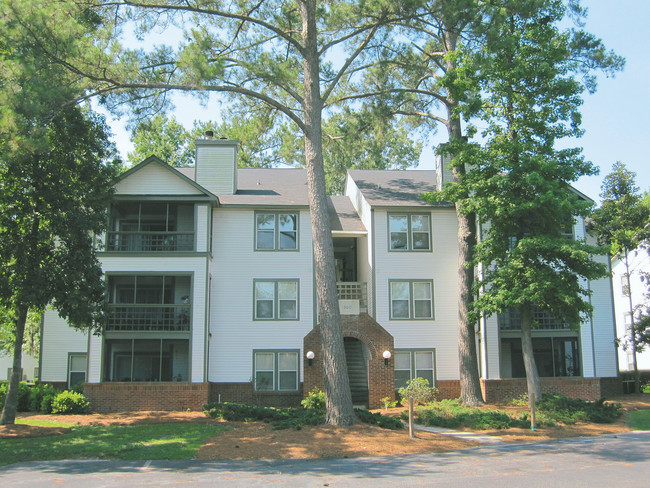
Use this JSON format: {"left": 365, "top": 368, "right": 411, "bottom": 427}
{"left": 347, "top": 170, "right": 450, "bottom": 208}
{"left": 114, "top": 156, "right": 218, "bottom": 202}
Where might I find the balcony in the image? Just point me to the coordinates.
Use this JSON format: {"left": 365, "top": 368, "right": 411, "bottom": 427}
{"left": 106, "top": 304, "right": 191, "bottom": 332}
{"left": 106, "top": 232, "right": 194, "bottom": 252}
{"left": 498, "top": 308, "right": 573, "bottom": 331}
{"left": 337, "top": 282, "right": 367, "bottom": 314}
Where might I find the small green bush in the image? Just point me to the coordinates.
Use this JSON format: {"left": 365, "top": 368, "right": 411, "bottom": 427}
{"left": 51, "top": 390, "right": 90, "bottom": 414}
{"left": 355, "top": 409, "right": 403, "bottom": 429}
{"left": 29, "top": 383, "right": 57, "bottom": 412}
{"left": 0, "top": 382, "right": 32, "bottom": 411}
{"left": 380, "top": 397, "right": 398, "bottom": 410}
{"left": 301, "top": 388, "right": 326, "bottom": 410}
{"left": 40, "top": 394, "right": 56, "bottom": 414}
{"left": 398, "top": 377, "right": 438, "bottom": 405}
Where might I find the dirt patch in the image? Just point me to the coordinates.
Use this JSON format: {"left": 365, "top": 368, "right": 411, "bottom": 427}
{"left": 2, "top": 394, "right": 648, "bottom": 459}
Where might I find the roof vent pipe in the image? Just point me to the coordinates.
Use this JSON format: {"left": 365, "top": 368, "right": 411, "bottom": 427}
{"left": 204, "top": 130, "right": 214, "bottom": 139}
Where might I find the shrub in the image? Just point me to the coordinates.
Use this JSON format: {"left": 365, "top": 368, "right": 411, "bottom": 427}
{"left": 301, "top": 388, "right": 326, "bottom": 410}
{"left": 537, "top": 394, "right": 622, "bottom": 424}
{"left": 380, "top": 397, "right": 398, "bottom": 410}
{"left": 398, "top": 377, "right": 438, "bottom": 406}
{"left": 203, "top": 402, "right": 325, "bottom": 430}
{"left": 0, "top": 382, "right": 33, "bottom": 412}
{"left": 40, "top": 394, "right": 56, "bottom": 414}
{"left": 29, "top": 383, "right": 58, "bottom": 412}
{"left": 355, "top": 409, "right": 403, "bottom": 430}
{"left": 51, "top": 390, "right": 90, "bottom": 414}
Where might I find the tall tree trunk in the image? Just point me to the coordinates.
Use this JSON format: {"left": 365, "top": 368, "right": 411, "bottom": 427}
{"left": 520, "top": 304, "right": 541, "bottom": 405}
{"left": 624, "top": 250, "right": 640, "bottom": 393}
{"left": 300, "top": 0, "right": 355, "bottom": 426}
{"left": 1, "top": 306, "right": 28, "bottom": 425}
{"left": 444, "top": 29, "right": 484, "bottom": 407}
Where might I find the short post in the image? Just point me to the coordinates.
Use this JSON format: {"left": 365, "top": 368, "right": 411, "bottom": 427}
{"left": 530, "top": 393, "right": 537, "bottom": 432}
{"left": 408, "top": 396, "right": 415, "bottom": 439}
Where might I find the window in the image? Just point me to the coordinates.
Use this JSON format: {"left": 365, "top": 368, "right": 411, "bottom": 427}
{"left": 501, "top": 337, "right": 580, "bottom": 378}
{"left": 103, "top": 339, "right": 189, "bottom": 382}
{"left": 394, "top": 350, "right": 435, "bottom": 389}
{"left": 255, "top": 212, "right": 298, "bottom": 250}
{"left": 253, "top": 350, "right": 299, "bottom": 391}
{"left": 254, "top": 280, "right": 298, "bottom": 320}
{"left": 388, "top": 214, "right": 431, "bottom": 251}
{"left": 68, "top": 353, "right": 87, "bottom": 389}
{"left": 621, "top": 274, "right": 630, "bottom": 297}
{"left": 389, "top": 280, "right": 434, "bottom": 319}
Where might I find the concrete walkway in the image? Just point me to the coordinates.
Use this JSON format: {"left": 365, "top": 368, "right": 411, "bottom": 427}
{"left": 409, "top": 422, "right": 504, "bottom": 444}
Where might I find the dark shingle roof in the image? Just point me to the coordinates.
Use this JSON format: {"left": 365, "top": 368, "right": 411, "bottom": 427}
{"left": 328, "top": 196, "right": 366, "bottom": 233}
{"left": 347, "top": 170, "right": 445, "bottom": 207}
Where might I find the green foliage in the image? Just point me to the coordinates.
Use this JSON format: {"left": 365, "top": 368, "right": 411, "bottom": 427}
{"left": 354, "top": 408, "right": 403, "bottom": 430}
{"left": 537, "top": 394, "right": 622, "bottom": 424}
{"left": 380, "top": 397, "right": 398, "bottom": 410}
{"left": 0, "top": 422, "right": 228, "bottom": 467}
{"left": 203, "top": 402, "right": 324, "bottom": 430}
{"left": 301, "top": 388, "right": 326, "bottom": 410}
{"left": 50, "top": 391, "right": 91, "bottom": 415}
{"left": 410, "top": 399, "right": 533, "bottom": 430}
{"left": 28, "top": 383, "right": 57, "bottom": 412}
{"left": 398, "top": 377, "right": 438, "bottom": 405}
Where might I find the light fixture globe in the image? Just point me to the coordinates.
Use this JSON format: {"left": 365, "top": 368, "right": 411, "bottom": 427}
{"left": 306, "top": 351, "right": 315, "bottom": 360}
{"left": 382, "top": 350, "right": 392, "bottom": 359}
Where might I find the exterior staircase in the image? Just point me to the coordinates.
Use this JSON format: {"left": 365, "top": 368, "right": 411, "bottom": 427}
{"left": 344, "top": 337, "right": 369, "bottom": 407}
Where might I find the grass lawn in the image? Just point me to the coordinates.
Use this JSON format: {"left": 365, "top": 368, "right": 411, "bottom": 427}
{"left": 628, "top": 409, "right": 650, "bottom": 430}
{"left": 0, "top": 422, "right": 228, "bottom": 467}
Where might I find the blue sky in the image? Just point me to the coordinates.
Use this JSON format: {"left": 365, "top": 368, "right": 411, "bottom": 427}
{"left": 104, "top": 1, "right": 649, "bottom": 203}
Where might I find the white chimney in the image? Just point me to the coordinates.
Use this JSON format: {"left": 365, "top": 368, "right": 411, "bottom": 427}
{"left": 435, "top": 145, "right": 454, "bottom": 191}
{"left": 195, "top": 135, "right": 238, "bottom": 195}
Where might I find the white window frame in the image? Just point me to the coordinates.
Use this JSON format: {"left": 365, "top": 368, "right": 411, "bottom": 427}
{"left": 253, "top": 350, "right": 299, "bottom": 392}
{"left": 255, "top": 211, "right": 298, "bottom": 251}
{"left": 68, "top": 353, "right": 88, "bottom": 389}
{"left": 254, "top": 280, "right": 299, "bottom": 320}
{"left": 394, "top": 349, "right": 436, "bottom": 389}
{"left": 388, "top": 213, "right": 431, "bottom": 251}
{"left": 389, "top": 280, "right": 434, "bottom": 320}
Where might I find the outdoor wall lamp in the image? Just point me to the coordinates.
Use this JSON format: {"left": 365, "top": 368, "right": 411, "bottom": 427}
{"left": 306, "top": 351, "right": 315, "bottom": 366}
{"left": 383, "top": 350, "right": 392, "bottom": 366}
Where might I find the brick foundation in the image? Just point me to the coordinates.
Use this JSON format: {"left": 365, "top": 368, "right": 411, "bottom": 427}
{"left": 481, "top": 377, "right": 623, "bottom": 403}
{"left": 83, "top": 382, "right": 210, "bottom": 412}
{"left": 304, "top": 313, "right": 395, "bottom": 409}
{"left": 436, "top": 380, "right": 461, "bottom": 399}
{"left": 208, "top": 382, "right": 303, "bottom": 408}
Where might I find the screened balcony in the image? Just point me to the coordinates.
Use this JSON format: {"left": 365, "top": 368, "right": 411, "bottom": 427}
{"left": 498, "top": 308, "right": 573, "bottom": 331}
{"left": 106, "top": 202, "right": 195, "bottom": 252}
{"left": 105, "top": 275, "right": 191, "bottom": 332}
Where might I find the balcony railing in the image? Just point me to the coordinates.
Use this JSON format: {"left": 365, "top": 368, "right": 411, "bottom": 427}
{"left": 106, "top": 232, "right": 194, "bottom": 252}
{"left": 106, "top": 304, "right": 191, "bottom": 331}
{"left": 337, "top": 282, "right": 368, "bottom": 311}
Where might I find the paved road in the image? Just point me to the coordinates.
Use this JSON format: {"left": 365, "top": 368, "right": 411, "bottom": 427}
{"left": 2, "top": 432, "right": 649, "bottom": 487}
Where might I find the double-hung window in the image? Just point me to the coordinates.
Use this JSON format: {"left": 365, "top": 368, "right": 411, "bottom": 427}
{"left": 253, "top": 350, "right": 299, "bottom": 391}
{"left": 68, "top": 353, "right": 87, "bottom": 389}
{"left": 254, "top": 280, "right": 299, "bottom": 320}
{"left": 255, "top": 212, "right": 298, "bottom": 250}
{"left": 394, "top": 350, "right": 435, "bottom": 389}
{"left": 388, "top": 214, "right": 431, "bottom": 251}
{"left": 389, "top": 280, "right": 434, "bottom": 319}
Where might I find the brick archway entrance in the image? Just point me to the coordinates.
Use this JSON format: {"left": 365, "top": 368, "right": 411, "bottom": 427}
{"left": 303, "top": 313, "right": 395, "bottom": 408}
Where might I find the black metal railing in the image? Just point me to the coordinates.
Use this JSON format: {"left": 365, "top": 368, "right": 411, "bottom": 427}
{"left": 106, "top": 304, "right": 191, "bottom": 331}
{"left": 106, "top": 232, "right": 194, "bottom": 252}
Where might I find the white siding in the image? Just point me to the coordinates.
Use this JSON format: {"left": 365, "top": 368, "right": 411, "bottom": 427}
{"left": 116, "top": 163, "right": 203, "bottom": 195}
{"left": 0, "top": 352, "right": 39, "bottom": 381}
{"left": 196, "top": 204, "right": 210, "bottom": 253}
{"left": 195, "top": 143, "right": 237, "bottom": 195}
{"left": 208, "top": 209, "right": 314, "bottom": 383}
{"left": 373, "top": 208, "right": 460, "bottom": 381}
{"left": 613, "top": 247, "right": 650, "bottom": 371}
{"left": 40, "top": 309, "right": 88, "bottom": 382}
